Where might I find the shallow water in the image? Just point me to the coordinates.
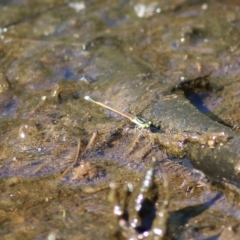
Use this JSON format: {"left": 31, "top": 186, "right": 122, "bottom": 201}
{"left": 1, "top": 0, "right": 240, "bottom": 239}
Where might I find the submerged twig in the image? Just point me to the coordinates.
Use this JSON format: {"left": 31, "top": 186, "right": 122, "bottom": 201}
{"left": 61, "top": 137, "right": 82, "bottom": 178}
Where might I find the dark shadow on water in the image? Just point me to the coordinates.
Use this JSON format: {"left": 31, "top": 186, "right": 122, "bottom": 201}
{"left": 188, "top": 93, "right": 210, "bottom": 114}
{"left": 168, "top": 192, "right": 222, "bottom": 238}
{"left": 172, "top": 74, "right": 232, "bottom": 128}
{"left": 188, "top": 92, "right": 230, "bottom": 127}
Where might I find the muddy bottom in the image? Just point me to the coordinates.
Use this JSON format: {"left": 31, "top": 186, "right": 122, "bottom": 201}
{"left": 1, "top": 123, "right": 240, "bottom": 239}
{"left": 1, "top": 0, "right": 240, "bottom": 239}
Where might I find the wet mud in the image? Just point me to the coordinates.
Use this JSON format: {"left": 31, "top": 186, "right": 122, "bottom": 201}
{"left": 1, "top": 0, "right": 240, "bottom": 239}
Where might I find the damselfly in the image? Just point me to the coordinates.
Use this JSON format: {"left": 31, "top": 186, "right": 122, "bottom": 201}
{"left": 84, "top": 96, "right": 151, "bottom": 129}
